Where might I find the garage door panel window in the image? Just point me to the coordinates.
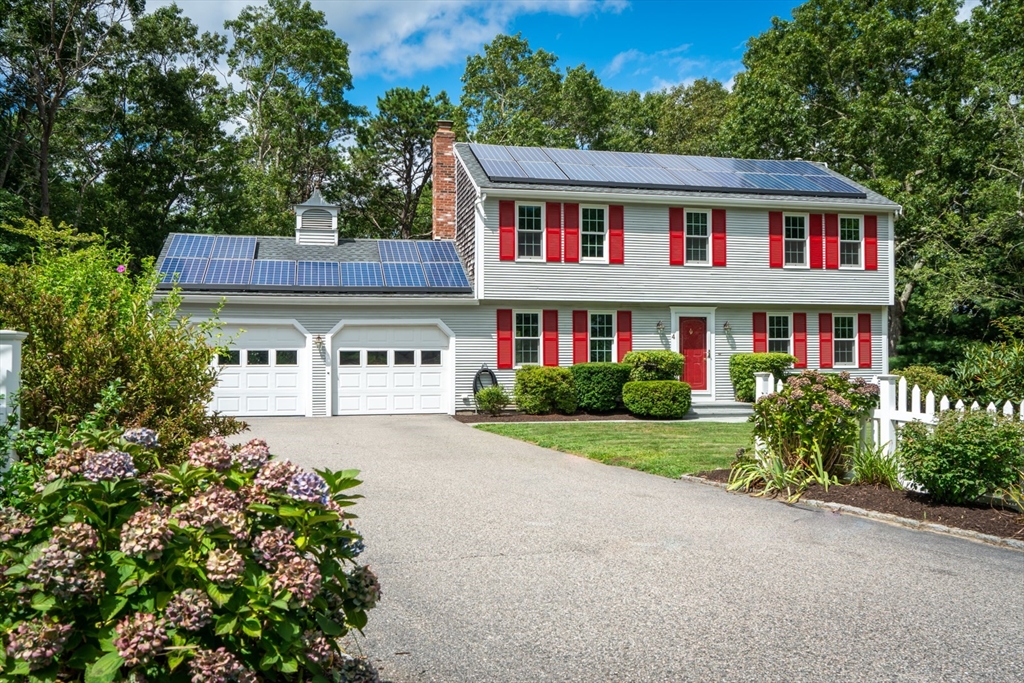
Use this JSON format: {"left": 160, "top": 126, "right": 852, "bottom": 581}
{"left": 515, "top": 312, "right": 540, "bottom": 366}
{"left": 275, "top": 350, "right": 298, "bottom": 366}
{"left": 394, "top": 350, "right": 415, "bottom": 366}
{"left": 247, "top": 350, "right": 269, "bottom": 366}
{"left": 339, "top": 350, "right": 360, "bottom": 366}
{"left": 367, "top": 351, "right": 388, "bottom": 366}
{"left": 218, "top": 350, "right": 240, "bottom": 366}
{"left": 421, "top": 350, "right": 441, "bottom": 365}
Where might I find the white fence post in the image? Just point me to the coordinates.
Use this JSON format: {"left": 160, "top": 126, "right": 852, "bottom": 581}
{"left": 874, "top": 375, "right": 899, "bottom": 457}
{"left": 1, "top": 330, "right": 28, "bottom": 462}
{"left": 753, "top": 372, "right": 773, "bottom": 401}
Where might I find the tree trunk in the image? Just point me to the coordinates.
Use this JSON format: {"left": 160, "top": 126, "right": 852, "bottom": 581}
{"left": 888, "top": 260, "right": 923, "bottom": 357}
{"left": 38, "top": 130, "right": 50, "bottom": 217}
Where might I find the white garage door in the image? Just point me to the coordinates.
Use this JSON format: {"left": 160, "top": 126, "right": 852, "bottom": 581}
{"left": 212, "top": 325, "right": 307, "bottom": 416}
{"left": 334, "top": 325, "right": 450, "bottom": 415}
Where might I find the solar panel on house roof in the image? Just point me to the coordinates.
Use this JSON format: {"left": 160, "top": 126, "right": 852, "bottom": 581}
{"left": 340, "top": 261, "right": 384, "bottom": 287}
{"left": 518, "top": 160, "right": 568, "bottom": 181}
{"left": 159, "top": 257, "right": 207, "bottom": 284}
{"left": 210, "top": 236, "right": 257, "bottom": 260}
{"left": 250, "top": 260, "right": 295, "bottom": 286}
{"left": 165, "top": 234, "right": 215, "bottom": 258}
{"left": 416, "top": 241, "right": 460, "bottom": 263}
{"left": 297, "top": 261, "right": 339, "bottom": 287}
{"left": 423, "top": 262, "right": 470, "bottom": 288}
{"left": 204, "top": 259, "right": 252, "bottom": 285}
{"left": 382, "top": 262, "right": 427, "bottom": 288}
{"left": 477, "top": 157, "right": 529, "bottom": 179}
{"left": 378, "top": 240, "right": 420, "bottom": 263}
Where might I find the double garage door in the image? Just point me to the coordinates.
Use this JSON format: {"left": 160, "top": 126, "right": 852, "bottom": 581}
{"left": 335, "top": 325, "right": 449, "bottom": 415}
{"left": 211, "top": 325, "right": 306, "bottom": 417}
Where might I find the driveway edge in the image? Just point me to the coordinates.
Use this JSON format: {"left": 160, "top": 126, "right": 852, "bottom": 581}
{"left": 678, "top": 474, "right": 1024, "bottom": 552}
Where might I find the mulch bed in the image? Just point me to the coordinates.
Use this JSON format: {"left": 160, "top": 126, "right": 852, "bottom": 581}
{"left": 454, "top": 409, "right": 641, "bottom": 424}
{"left": 692, "top": 469, "right": 1024, "bottom": 541}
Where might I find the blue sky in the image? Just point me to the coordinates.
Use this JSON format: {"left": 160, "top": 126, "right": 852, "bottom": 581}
{"left": 156, "top": 0, "right": 981, "bottom": 112}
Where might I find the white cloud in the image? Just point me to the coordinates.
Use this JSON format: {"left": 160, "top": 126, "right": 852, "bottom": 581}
{"left": 603, "top": 44, "right": 742, "bottom": 92}
{"left": 154, "top": 0, "right": 628, "bottom": 79}
{"left": 956, "top": 0, "right": 981, "bottom": 22}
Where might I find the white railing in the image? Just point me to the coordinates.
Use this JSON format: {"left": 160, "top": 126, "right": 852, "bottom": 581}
{"left": 753, "top": 371, "right": 1024, "bottom": 457}
{"left": 1, "top": 330, "right": 28, "bottom": 462}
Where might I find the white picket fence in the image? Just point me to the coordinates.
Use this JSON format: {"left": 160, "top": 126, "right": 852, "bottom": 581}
{"left": 753, "top": 372, "right": 1024, "bottom": 456}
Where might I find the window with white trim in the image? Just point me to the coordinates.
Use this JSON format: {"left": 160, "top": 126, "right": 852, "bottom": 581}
{"left": 686, "top": 211, "right": 709, "bottom": 264}
{"left": 581, "top": 207, "right": 606, "bottom": 260}
{"left": 784, "top": 215, "right": 806, "bottom": 266}
{"left": 517, "top": 204, "right": 543, "bottom": 259}
{"left": 589, "top": 313, "right": 614, "bottom": 362}
{"left": 840, "top": 217, "right": 861, "bottom": 267}
{"left": 768, "top": 315, "right": 791, "bottom": 354}
{"left": 514, "top": 312, "right": 540, "bottom": 365}
{"left": 833, "top": 315, "right": 856, "bottom": 366}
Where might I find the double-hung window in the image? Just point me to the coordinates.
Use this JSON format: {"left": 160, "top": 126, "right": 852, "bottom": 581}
{"left": 686, "top": 211, "right": 709, "bottom": 264}
{"left": 840, "top": 217, "right": 861, "bottom": 268}
{"left": 784, "top": 215, "right": 806, "bottom": 266}
{"left": 517, "top": 204, "right": 543, "bottom": 259}
{"left": 589, "top": 313, "right": 614, "bottom": 362}
{"left": 768, "top": 315, "right": 791, "bottom": 354}
{"left": 514, "top": 312, "right": 540, "bottom": 365}
{"left": 833, "top": 315, "right": 856, "bottom": 366}
{"left": 581, "top": 207, "right": 606, "bottom": 260}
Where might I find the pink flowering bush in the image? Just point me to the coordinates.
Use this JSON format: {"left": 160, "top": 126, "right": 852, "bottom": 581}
{"left": 0, "top": 428, "right": 379, "bottom": 682}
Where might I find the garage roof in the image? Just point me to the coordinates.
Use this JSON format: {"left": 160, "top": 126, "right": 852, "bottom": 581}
{"left": 155, "top": 234, "right": 474, "bottom": 296}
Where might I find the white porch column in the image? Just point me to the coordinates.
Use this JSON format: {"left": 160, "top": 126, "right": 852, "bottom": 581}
{"left": 753, "top": 372, "right": 773, "bottom": 401}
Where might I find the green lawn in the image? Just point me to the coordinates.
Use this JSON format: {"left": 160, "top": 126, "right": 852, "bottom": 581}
{"left": 475, "top": 421, "right": 752, "bottom": 478}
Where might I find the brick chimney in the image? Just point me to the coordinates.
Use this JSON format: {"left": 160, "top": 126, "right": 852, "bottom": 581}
{"left": 432, "top": 120, "right": 456, "bottom": 240}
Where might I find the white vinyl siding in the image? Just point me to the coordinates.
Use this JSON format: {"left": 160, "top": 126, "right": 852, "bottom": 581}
{"left": 517, "top": 204, "right": 543, "bottom": 260}
{"left": 685, "top": 211, "right": 709, "bottom": 265}
{"left": 840, "top": 216, "right": 861, "bottom": 268}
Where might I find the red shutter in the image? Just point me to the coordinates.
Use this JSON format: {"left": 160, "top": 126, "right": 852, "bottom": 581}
{"left": 864, "top": 215, "right": 878, "bottom": 271}
{"left": 769, "top": 211, "right": 783, "bottom": 268}
{"left": 609, "top": 205, "right": 624, "bottom": 264}
{"left": 616, "top": 311, "right": 632, "bottom": 361}
{"left": 543, "top": 310, "right": 559, "bottom": 366}
{"left": 753, "top": 312, "right": 768, "bottom": 353}
{"left": 809, "top": 213, "right": 824, "bottom": 269}
{"left": 669, "top": 207, "right": 685, "bottom": 265}
{"left": 858, "top": 313, "right": 873, "bottom": 368}
{"left": 819, "top": 313, "right": 833, "bottom": 369}
{"left": 499, "top": 201, "right": 515, "bottom": 261}
{"left": 572, "top": 310, "right": 588, "bottom": 364}
{"left": 793, "top": 313, "right": 807, "bottom": 368}
{"left": 497, "top": 309, "right": 513, "bottom": 369}
{"left": 563, "top": 203, "right": 580, "bottom": 263}
{"left": 712, "top": 208, "right": 727, "bottom": 266}
{"left": 545, "top": 203, "right": 562, "bottom": 262}
{"left": 825, "top": 213, "right": 839, "bottom": 269}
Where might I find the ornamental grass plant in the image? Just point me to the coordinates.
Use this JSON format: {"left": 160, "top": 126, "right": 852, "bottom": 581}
{"left": 0, "top": 424, "right": 380, "bottom": 682}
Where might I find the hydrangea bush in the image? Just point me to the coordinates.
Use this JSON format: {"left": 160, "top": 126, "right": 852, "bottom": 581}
{"left": 0, "top": 429, "right": 380, "bottom": 682}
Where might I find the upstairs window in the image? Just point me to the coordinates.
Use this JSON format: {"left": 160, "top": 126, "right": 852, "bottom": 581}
{"left": 581, "top": 207, "right": 606, "bottom": 260}
{"left": 515, "top": 312, "right": 540, "bottom": 365}
{"left": 840, "top": 217, "right": 861, "bottom": 268}
{"left": 589, "top": 313, "right": 614, "bottom": 362}
{"left": 517, "top": 204, "right": 543, "bottom": 259}
{"left": 686, "top": 211, "right": 709, "bottom": 264}
{"left": 834, "top": 315, "right": 856, "bottom": 365}
{"left": 768, "top": 315, "right": 791, "bottom": 354}
{"left": 784, "top": 215, "right": 806, "bottom": 266}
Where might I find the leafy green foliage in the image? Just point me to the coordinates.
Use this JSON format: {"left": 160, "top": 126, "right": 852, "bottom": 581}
{"left": 897, "top": 410, "right": 1024, "bottom": 504}
{"left": 0, "top": 424, "right": 377, "bottom": 680}
{"left": 569, "top": 363, "right": 631, "bottom": 413}
{"left": 0, "top": 243, "right": 241, "bottom": 461}
{"left": 652, "top": 78, "right": 731, "bottom": 156}
{"left": 850, "top": 442, "right": 901, "bottom": 490}
{"left": 474, "top": 385, "right": 510, "bottom": 417}
{"left": 513, "top": 366, "right": 577, "bottom": 415}
{"left": 621, "top": 350, "right": 685, "bottom": 382}
{"left": 894, "top": 365, "right": 949, "bottom": 400}
{"left": 728, "top": 353, "right": 796, "bottom": 402}
{"left": 942, "top": 340, "right": 1024, "bottom": 405}
{"left": 621, "top": 381, "right": 692, "bottom": 419}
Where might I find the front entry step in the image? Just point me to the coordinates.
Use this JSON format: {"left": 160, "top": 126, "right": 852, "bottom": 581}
{"left": 689, "top": 401, "right": 753, "bottom": 419}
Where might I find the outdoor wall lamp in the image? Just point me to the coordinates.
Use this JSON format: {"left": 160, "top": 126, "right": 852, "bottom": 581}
{"left": 313, "top": 334, "right": 324, "bottom": 349}
{"left": 722, "top": 321, "right": 732, "bottom": 332}
{"left": 655, "top": 320, "right": 666, "bottom": 333}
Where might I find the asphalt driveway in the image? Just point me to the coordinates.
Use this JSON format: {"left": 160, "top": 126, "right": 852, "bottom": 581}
{"left": 241, "top": 415, "right": 1024, "bottom": 682}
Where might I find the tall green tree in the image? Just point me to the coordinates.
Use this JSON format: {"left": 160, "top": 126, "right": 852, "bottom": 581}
{"left": 226, "top": 0, "right": 362, "bottom": 234}
{"left": 595, "top": 89, "right": 667, "bottom": 153}
{"left": 654, "top": 78, "right": 731, "bottom": 156}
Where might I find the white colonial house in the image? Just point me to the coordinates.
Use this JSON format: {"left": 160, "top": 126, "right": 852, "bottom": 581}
{"left": 155, "top": 121, "right": 898, "bottom": 417}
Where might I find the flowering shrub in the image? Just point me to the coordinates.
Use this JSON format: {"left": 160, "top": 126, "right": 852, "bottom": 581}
{"left": 0, "top": 428, "right": 379, "bottom": 682}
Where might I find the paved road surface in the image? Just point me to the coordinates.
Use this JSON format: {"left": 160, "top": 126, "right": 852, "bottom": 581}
{"left": 241, "top": 416, "right": 1024, "bottom": 682}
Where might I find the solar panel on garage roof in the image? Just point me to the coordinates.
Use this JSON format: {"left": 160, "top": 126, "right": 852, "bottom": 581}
{"left": 210, "top": 236, "right": 257, "bottom": 260}
{"left": 341, "top": 261, "right": 384, "bottom": 287}
{"left": 382, "top": 262, "right": 427, "bottom": 288}
{"left": 159, "top": 257, "right": 207, "bottom": 284}
{"left": 416, "top": 241, "right": 460, "bottom": 263}
{"left": 165, "top": 234, "right": 215, "bottom": 258}
{"left": 378, "top": 240, "right": 420, "bottom": 263}
{"left": 423, "top": 263, "right": 470, "bottom": 288}
{"left": 204, "top": 259, "right": 252, "bottom": 285}
{"left": 297, "top": 261, "right": 339, "bottom": 287}
{"left": 251, "top": 260, "right": 295, "bottom": 286}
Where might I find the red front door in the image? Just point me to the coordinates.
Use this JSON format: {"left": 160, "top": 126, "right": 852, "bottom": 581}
{"left": 679, "top": 317, "right": 707, "bottom": 391}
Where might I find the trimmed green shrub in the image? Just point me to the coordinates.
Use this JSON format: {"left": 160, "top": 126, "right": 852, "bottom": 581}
{"left": 0, "top": 423, "right": 380, "bottom": 680}
{"left": 894, "top": 365, "right": 948, "bottom": 398}
{"left": 569, "top": 362, "right": 631, "bottom": 412}
{"left": 942, "top": 340, "right": 1024, "bottom": 405}
{"left": 475, "top": 385, "right": 510, "bottom": 416}
{"left": 728, "top": 352, "right": 797, "bottom": 402}
{"left": 514, "top": 366, "right": 577, "bottom": 415}
{"left": 622, "top": 380, "right": 692, "bottom": 419}
{"left": 621, "top": 350, "right": 684, "bottom": 382}
{"left": 897, "top": 410, "right": 1024, "bottom": 504}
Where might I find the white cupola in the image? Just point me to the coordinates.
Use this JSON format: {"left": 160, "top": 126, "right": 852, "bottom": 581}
{"left": 293, "top": 189, "right": 339, "bottom": 246}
